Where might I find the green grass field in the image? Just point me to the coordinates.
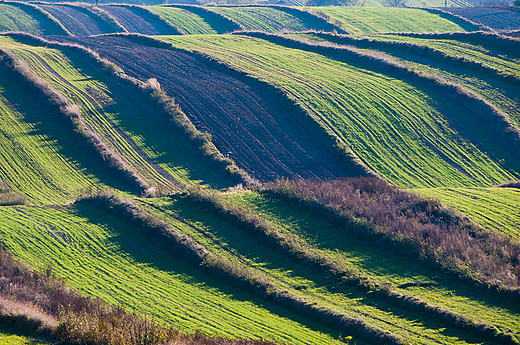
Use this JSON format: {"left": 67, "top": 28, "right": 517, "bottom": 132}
{"left": 415, "top": 187, "right": 520, "bottom": 240}
{"left": 0, "top": 4, "right": 46, "bottom": 35}
{"left": 0, "top": 36, "right": 233, "bottom": 193}
{"left": 0, "top": 204, "right": 347, "bottom": 345}
{"left": 147, "top": 6, "right": 222, "bottom": 34}
{"left": 0, "top": 330, "right": 53, "bottom": 345}
{"left": 0, "top": 62, "right": 119, "bottom": 204}
{"left": 210, "top": 7, "right": 325, "bottom": 32}
{"left": 159, "top": 34, "right": 520, "bottom": 189}
{"left": 307, "top": 7, "right": 475, "bottom": 34}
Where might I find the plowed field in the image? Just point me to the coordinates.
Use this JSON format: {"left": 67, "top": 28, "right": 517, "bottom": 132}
{"left": 446, "top": 7, "right": 520, "bottom": 32}
{"left": 103, "top": 6, "right": 175, "bottom": 35}
{"left": 57, "top": 36, "right": 359, "bottom": 182}
{"left": 39, "top": 4, "right": 107, "bottom": 36}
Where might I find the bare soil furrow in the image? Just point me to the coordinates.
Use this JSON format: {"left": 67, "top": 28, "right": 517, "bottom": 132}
{"left": 103, "top": 6, "right": 171, "bottom": 35}
{"left": 56, "top": 36, "right": 357, "bottom": 182}
{"left": 39, "top": 5, "right": 105, "bottom": 36}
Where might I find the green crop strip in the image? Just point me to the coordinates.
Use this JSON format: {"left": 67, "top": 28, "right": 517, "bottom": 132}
{"left": 0, "top": 4, "right": 44, "bottom": 35}
{"left": 307, "top": 7, "right": 472, "bottom": 34}
{"left": 159, "top": 34, "right": 519, "bottom": 188}
{"left": 147, "top": 6, "right": 219, "bottom": 34}
{"left": 374, "top": 34, "right": 520, "bottom": 78}
{"left": 220, "top": 190, "right": 520, "bottom": 339}
{"left": 293, "top": 32, "right": 520, "bottom": 129}
{"left": 414, "top": 187, "right": 520, "bottom": 240}
{"left": 0, "top": 330, "right": 53, "bottom": 345}
{"left": 138, "top": 193, "right": 519, "bottom": 345}
{"left": 0, "top": 66, "right": 119, "bottom": 204}
{"left": 0, "top": 205, "right": 347, "bottom": 345}
{"left": 210, "top": 7, "right": 319, "bottom": 32}
{"left": 0, "top": 36, "right": 232, "bottom": 191}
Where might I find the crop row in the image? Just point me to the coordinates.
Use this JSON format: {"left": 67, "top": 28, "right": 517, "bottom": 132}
{"left": 160, "top": 33, "right": 519, "bottom": 188}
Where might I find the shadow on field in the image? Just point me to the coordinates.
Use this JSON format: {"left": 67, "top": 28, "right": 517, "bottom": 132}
{"left": 151, "top": 195, "right": 509, "bottom": 345}
{"left": 74, "top": 202, "right": 347, "bottom": 344}
{"left": 0, "top": 72, "right": 133, "bottom": 196}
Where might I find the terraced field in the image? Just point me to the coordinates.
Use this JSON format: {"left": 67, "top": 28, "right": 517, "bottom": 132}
{"left": 446, "top": 7, "right": 520, "bottom": 32}
{"left": 0, "top": 204, "right": 346, "bottom": 345}
{"left": 147, "top": 6, "right": 225, "bottom": 34}
{"left": 1, "top": 35, "right": 232, "bottom": 191}
{"left": 38, "top": 4, "right": 108, "bottom": 36}
{"left": 57, "top": 35, "right": 359, "bottom": 182}
{"left": 307, "top": 7, "right": 477, "bottom": 34}
{"left": 0, "top": 3, "right": 45, "bottom": 35}
{"left": 1, "top": 6, "right": 520, "bottom": 345}
{"left": 210, "top": 6, "right": 335, "bottom": 33}
{"left": 0, "top": 58, "right": 119, "bottom": 204}
{"left": 159, "top": 34, "right": 520, "bottom": 188}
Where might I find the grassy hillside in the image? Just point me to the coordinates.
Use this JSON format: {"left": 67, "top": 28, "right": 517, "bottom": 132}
{"left": 210, "top": 6, "right": 334, "bottom": 33}
{"left": 0, "top": 204, "right": 348, "bottom": 345}
{"left": 0, "top": 57, "right": 121, "bottom": 204}
{"left": 147, "top": 6, "right": 225, "bottom": 34}
{"left": 0, "top": 35, "right": 234, "bottom": 192}
{"left": 415, "top": 187, "right": 520, "bottom": 240}
{"left": 159, "top": 34, "right": 520, "bottom": 188}
{"left": 0, "top": 4, "right": 45, "bottom": 34}
{"left": 307, "top": 7, "right": 477, "bottom": 34}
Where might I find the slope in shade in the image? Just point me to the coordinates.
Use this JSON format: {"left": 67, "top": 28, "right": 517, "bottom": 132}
{"left": 58, "top": 36, "right": 360, "bottom": 182}
{"left": 445, "top": 7, "right": 520, "bottom": 32}
{"left": 39, "top": 5, "right": 106, "bottom": 36}
{"left": 0, "top": 67, "right": 126, "bottom": 204}
{"left": 103, "top": 6, "right": 174, "bottom": 35}
{"left": 0, "top": 4, "right": 44, "bottom": 35}
{"left": 1, "top": 35, "right": 233, "bottom": 191}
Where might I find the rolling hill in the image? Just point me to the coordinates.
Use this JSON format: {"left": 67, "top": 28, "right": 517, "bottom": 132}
{"left": 0, "top": 4, "right": 520, "bottom": 345}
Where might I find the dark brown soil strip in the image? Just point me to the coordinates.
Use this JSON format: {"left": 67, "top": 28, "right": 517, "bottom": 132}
{"left": 39, "top": 4, "right": 105, "bottom": 36}
{"left": 103, "top": 5, "right": 180, "bottom": 35}
{"left": 54, "top": 35, "right": 361, "bottom": 182}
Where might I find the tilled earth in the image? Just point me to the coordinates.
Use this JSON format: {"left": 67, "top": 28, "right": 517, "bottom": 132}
{"left": 103, "top": 6, "right": 175, "bottom": 35}
{"left": 53, "top": 36, "right": 359, "bottom": 182}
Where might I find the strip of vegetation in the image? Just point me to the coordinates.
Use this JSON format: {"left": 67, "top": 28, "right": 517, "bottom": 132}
{"left": 7, "top": 32, "right": 250, "bottom": 188}
{"left": 170, "top": 5, "right": 245, "bottom": 32}
{"left": 114, "top": 33, "right": 375, "bottom": 179}
{"left": 0, "top": 243, "right": 278, "bottom": 345}
{"left": 0, "top": 0, "right": 69, "bottom": 35}
{"left": 273, "top": 5, "right": 348, "bottom": 34}
{"left": 240, "top": 31, "right": 520, "bottom": 161}
{"left": 185, "top": 184, "right": 519, "bottom": 345}
{"left": 0, "top": 46, "right": 149, "bottom": 194}
{"left": 308, "top": 31, "right": 520, "bottom": 87}
{"left": 497, "top": 180, "right": 520, "bottom": 188}
{"left": 0, "top": 181, "right": 26, "bottom": 206}
{"left": 387, "top": 30, "right": 520, "bottom": 57}
{"left": 107, "top": 4, "right": 183, "bottom": 35}
{"left": 80, "top": 190, "right": 404, "bottom": 345}
{"left": 265, "top": 179, "right": 520, "bottom": 298}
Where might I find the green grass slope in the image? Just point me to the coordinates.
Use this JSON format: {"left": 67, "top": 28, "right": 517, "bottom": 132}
{"left": 0, "top": 35, "right": 233, "bottom": 192}
{"left": 210, "top": 6, "right": 330, "bottom": 33}
{"left": 147, "top": 6, "right": 223, "bottom": 34}
{"left": 159, "top": 34, "right": 520, "bottom": 188}
{"left": 415, "top": 187, "right": 520, "bottom": 240}
{"left": 308, "top": 7, "right": 476, "bottom": 34}
{"left": 0, "top": 61, "right": 121, "bottom": 204}
{"left": 0, "top": 330, "right": 53, "bottom": 345}
{"left": 0, "top": 4, "right": 45, "bottom": 35}
{"left": 0, "top": 204, "right": 346, "bottom": 345}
